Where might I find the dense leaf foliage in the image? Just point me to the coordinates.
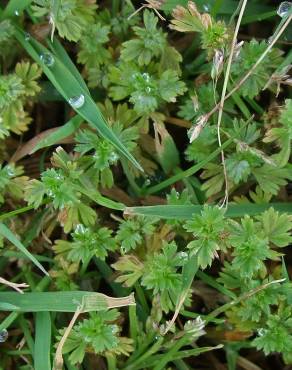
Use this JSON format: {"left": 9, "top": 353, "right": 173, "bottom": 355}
{"left": 0, "top": 1, "right": 292, "bottom": 369}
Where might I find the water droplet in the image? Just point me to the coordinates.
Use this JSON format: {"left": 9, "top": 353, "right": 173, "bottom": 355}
{"left": 111, "top": 326, "right": 118, "bottom": 333}
{"left": 24, "top": 32, "right": 30, "bottom": 41}
{"left": 68, "top": 95, "right": 85, "bottom": 109}
{"left": 142, "top": 73, "right": 150, "bottom": 82}
{"left": 47, "top": 190, "right": 54, "bottom": 198}
{"left": 14, "top": 10, "right": 20, "bottom": 16}
{"left": 93, "top": 152, "right": 100, "bottom": 160}
{"left": 40, "top": 52, "right": 55, "bottom": 67}
{"left": 144, "top": 178, "right": 151, "bottom": 187}
{"left": 75, "top": 224, "right": 86, "bottom": 235}
{"left": 0, "top": 329, "right": 8, "bottom": 343}
{"left": 109, "top": 152, "right": 119, "bottom": 163}
{"left": 203, "top": 4, "right": 210, "bottom": 12}
{"left": 6, "top": 165, "right": 15, "bottom": 177}
{"left": 277, "top": 1, "right": 292, "bottom": 17}
{"left": 257, "top": 328, "right": 266, "bottom": 337}
{"left": 55, "top": 173, "right": 63, "bottom": 181}
{"left": 178, "top": 252, "right": 188, "bottom": 262}
{"left": 146, "top": 86, "right": 152, "bottom": 93}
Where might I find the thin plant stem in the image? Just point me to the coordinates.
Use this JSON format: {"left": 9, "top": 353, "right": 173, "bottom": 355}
{"left": 205, "top": 278, "right": 286, "bottom": 323}
{"left": 217, "top": 0, "right": 248, "bottom": 209}
{"left": 205, "top": 13, "right": 292, "bottom": 122}
{"left": 143, "top": 137, "right": 233, "bottom": 195}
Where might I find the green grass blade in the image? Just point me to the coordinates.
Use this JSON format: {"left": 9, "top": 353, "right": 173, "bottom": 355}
{"left": 0, "top": 291, "right": 135, "bottom": 312}
{"left": 34, "top": 312, "right": 51, "bottom": 370}
{"left": 143, "top": 137, "right": 233, "bottom": 195}
{"left": 19, "top": 314, "right": 34, "bottom": 354}
{"left": 196, "top": 271, "right": 236, "bottom": 299}
{"left": 14, "top": 28, "right": 143, "bottom": 171}
{"left": 242, "top": 10, "right": 276, "bottom": 25}
{"left": 0, "top": 312, "right": 18, "bottom": 331}
{"left": 48, "top": 38, "right": 90, "bottom": 94}
{"left": 125, "top": 203, "right": 292, "bottom": 219}
{"left": 0, "top": 223, "right": 48, "bottom": 276}
{"left": 2, "top": 0, "right": 32, "bottom": 18}
{"left": 31, "top": 114, "right": 83, "bottom": 153}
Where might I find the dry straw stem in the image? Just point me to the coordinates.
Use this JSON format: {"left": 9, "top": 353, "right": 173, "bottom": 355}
{"left": 128, "top": 1, "right": 166, "bottom": 21}
{"left": 206, "top": 12, "right": 292, "bottom": 122}
{"left": 217, "top": 0, "right": 248, "bottom": 209}
{"left": 0, "top": 277, "right": 29, "bottom": 294}
{"left": 53, "top": 303, "right": 83, "bottom": 370}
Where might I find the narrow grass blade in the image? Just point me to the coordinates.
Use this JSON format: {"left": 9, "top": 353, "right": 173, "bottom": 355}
{"left": 48, "top": 38, "right": 90, "bottom": 94}
{"left": 140, "top": 345, "right": 222, "bottom": 370}
{"left": 0, "top": 291, "right": 135, "bottom": 312}
{"left": 14, "top": 28, "right": 143, "bottom": 171}
{"left": 162, "top": 254, "right": 199, "bottom": 335}
{"left": 31, "top": 114, "right": 83, "bottom": 153}
{"left": 2, "top": 0, "right": 32, "bottom": 18}
{"left": 196, "top": 271, "right": 236, "bottom": 299}
{"left": 143, "top": 137, "right": 233, "bottom": 195}
{"left": 35, "top": 312, "right": 51, "bottom": 370}
{"left": 0, "top": 312, "right": 18, "bottom": 331}
{"left": 19, "top": 314, "right": 34, "bottom": 353}
{"left": 125, "top": 203, "right": 292, "bottom": 220}
{"left": 75, "top": 185, "right": 125, "bottom": 211}
{"left": 0, "top": 223, "right": 48, "bottom": 276}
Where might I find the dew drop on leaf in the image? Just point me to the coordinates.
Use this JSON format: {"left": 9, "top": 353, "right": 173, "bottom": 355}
{"left": 24, "top": 33, "right": 31, "bottom": 41}
{"left": 0, "top": 329, "right": 8, "bottom": 343}
{"left": 40, "top": 52, "right": 55, "bottom": 67}
{"left": 257, "top": 328, "right": 266, "bottom": 336}
{"left": 144, "top": 178, "right": 151, "bottom": 186}
{"left": 142, "top": 73, "right": 150, "bottom": 82}
{"left": 277, "top": 2, "right": 292, "bottom": 17}
{"left": 178, "top": 251, "right": 188, "bottom": 262}
{"left": 203, "top": 4, "right": 210, "bottom": 12}
{"left": 68, "top": 95, "right": 85, "bottom": 109}
{"left": 109, "top": 152, "right": 119, "bottom": 162}
{"left": 6, "top": 165, "right": 15, "bottom": 177}
{"left": 14, "top": 10, "right": 20, "bottom": 16}
{"left": 75, "top": 224, "right": 86, "bottom": 235}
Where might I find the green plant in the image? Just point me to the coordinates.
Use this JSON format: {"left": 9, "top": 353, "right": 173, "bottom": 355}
{"left": 0, "top": 0, "right": 292, "bottom": 369}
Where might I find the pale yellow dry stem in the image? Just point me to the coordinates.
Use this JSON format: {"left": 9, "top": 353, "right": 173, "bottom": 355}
{"left": 217, "top": 0, "right": 248, "bottom": 209}
{"left": 237, "top": 355, "right": 263, "bottom": 370}
{"left": 0, "top": 277, "right": 29, "bottom": 294}
{"left": 53, "top": 304, "right": 83, "bottom": 370}
{"left": 128, "top": 2, "right": 165, "bottom": 21}
{"left": 162, "top": 290, "right": 188, "bottom": 335}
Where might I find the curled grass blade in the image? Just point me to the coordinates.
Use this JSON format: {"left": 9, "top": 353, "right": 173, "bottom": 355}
{"left": 0, "top": 291, "right": 135, "bottom": 312}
